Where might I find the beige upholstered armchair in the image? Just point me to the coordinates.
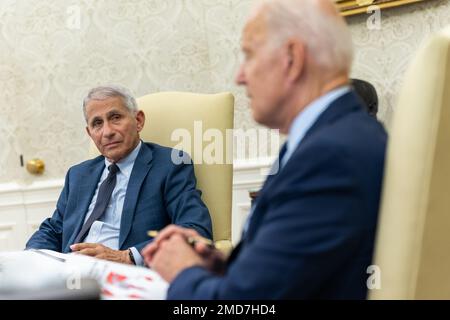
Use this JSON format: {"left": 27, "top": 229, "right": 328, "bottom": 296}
{"left": 136, "top": 92, "right": 234, "bottom": 253}
{"left": 369, "top": 26, "right": 450, "bottom": 299}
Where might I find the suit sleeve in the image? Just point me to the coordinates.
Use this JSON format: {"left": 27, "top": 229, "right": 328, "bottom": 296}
{"left": 163, "top": 151, "right": 213, "bottom": 240}
{"left": 25, "top": 169, "right": 71, "bottom": 252}
{"left": 167, "top": 143, "right": 367, "bottom": 299}
{"left": 133, "top": 239, "right": 152, "bottom": 254}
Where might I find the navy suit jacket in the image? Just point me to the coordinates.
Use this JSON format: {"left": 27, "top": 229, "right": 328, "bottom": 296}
{"left": 168, "top": 91, "right": 387, "bottom": 299}
{"left": 26, "top": 142, "right": 212, "bottom": 253}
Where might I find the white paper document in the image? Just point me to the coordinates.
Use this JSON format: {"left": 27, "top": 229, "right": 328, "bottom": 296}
{"left": 0, "top": 250, "right": 168, "bottom": 300}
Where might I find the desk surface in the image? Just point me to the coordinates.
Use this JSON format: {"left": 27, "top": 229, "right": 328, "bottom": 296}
{"left": 0, "top": 278, "right": 100, "bottom": 300}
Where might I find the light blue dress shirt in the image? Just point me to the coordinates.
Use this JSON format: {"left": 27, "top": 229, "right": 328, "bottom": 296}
{"left": 242, "top": 86, "right": 351, "bottom": 235}
{"left": 83, "top": 141, "right": 144, "bottom": 265}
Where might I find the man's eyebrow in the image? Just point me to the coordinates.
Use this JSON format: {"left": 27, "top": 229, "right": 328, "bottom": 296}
{"left": 106, "top": 109, "right": 123, "bottom": 117}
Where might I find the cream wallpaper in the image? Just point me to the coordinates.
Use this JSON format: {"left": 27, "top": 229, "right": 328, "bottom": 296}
{"left": 0, "top": 0, "right": 449, "bottom": 184}
{"left": 348, "top": 0, "right": 450, "bottom": 127}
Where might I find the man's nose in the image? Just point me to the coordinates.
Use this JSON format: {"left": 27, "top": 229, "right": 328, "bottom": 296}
{"left": 235, "top": 64, "right": 246, "bottom": 86}
{"left": 102, "top": 122, "right": 115, "bottom": 138}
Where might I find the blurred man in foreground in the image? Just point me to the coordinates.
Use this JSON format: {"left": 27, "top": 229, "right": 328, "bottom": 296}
{"left": 143, "top": 0, "right": 387, "bottom": 299}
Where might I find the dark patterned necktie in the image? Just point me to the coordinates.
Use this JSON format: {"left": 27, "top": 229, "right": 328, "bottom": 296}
{"left": 73, "top": 163, "right": 120, "bottom": 244}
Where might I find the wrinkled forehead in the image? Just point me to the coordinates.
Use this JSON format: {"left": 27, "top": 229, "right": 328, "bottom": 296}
{"left": 85, "top": 96, "right": 129, "bottom": 117}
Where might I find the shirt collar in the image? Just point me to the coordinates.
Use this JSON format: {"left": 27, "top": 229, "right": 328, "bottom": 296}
{"left": 285, "top": 86, "right": 351, "bottom": 162}
{"left": 104, "top": 140, "right": 142, "bottom": 177}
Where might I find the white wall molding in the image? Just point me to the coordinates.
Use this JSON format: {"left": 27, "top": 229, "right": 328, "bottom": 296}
{"left": 0, "top": 179, "right": 64, "bottom": 251}
{"left": 0, "top": 179, "right": 64, "bottom": 203}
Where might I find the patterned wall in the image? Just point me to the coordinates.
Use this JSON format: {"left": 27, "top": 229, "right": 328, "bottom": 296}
{"left": 0, "top": 0, "right": 256, "bottom": 184}
{"left": 348, "top": 0, "right": 450, "bottom": 127}
{"left": 0, "top": 0, "right": 449, "bottom": 184}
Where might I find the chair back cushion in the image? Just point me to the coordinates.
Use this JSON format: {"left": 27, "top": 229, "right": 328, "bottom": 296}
{"left": 136, "top": 92, "right": 234, "bottom": 243}
{"left": 370, "top": 26, "right": 450, "bottom": 299}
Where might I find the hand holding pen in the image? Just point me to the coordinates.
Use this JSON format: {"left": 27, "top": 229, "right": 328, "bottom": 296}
{"left": 141, "top": 225, "right": 226, "bottom": 278}
{"left": 141, "top": 225, "right": 211, "bottom": 265}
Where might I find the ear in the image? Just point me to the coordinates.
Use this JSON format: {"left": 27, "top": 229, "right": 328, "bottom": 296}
{"left": 135, "top": 110, "right": 145, "bottom": 132}
{"left": 285, "top": 39, "right": 305, "bottom": 83}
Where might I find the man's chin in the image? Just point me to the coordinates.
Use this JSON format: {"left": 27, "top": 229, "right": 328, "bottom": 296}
{"left": 102, "top": 151, "right": 122, "bottom": 163}
{"left": 252, "top": 113, "right": 276, "bottom": 129}
{"left": 251, "top": 110, "right": 266, "bottom": 125}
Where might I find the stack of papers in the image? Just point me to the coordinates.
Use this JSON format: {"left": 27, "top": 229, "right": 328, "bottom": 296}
{"left": 0, "top": 250, "right": 168, "bottom": 300}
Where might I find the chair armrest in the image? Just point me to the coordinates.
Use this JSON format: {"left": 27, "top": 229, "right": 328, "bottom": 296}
{"left": 214, "top": 240, "right": 233, "bottom": 257}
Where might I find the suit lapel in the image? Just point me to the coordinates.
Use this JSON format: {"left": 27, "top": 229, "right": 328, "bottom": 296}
{"left": 118, "top": 143, "right": 153, "bottom": 248}
{"left": 65, "top": 159, "right": 104, "bottom": 251}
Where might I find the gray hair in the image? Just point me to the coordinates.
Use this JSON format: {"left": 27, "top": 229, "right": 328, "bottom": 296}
{"left": 259, "top": 0, "right": 353, "bottom": 75}
{"left": 82, "top": 85, "right": 138, "bottom": 122}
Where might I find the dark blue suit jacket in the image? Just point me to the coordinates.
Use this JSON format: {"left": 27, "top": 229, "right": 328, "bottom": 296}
{"left": 168, "top": 91, "right": 387, "bottom": 299}
{"left": 26, "top": 142, "right": 212, "bottom": 253}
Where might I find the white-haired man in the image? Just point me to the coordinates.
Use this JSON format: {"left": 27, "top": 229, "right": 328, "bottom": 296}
{"left": 142, "top": 0, "right": 387, "bottom": 299}
{"left": 27, "top": 85, "right": 212, "bottom": 266}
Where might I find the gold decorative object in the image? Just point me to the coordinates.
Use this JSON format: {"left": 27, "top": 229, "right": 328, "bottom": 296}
{"left": 26, "top": 158, "right": 45, "bottom": 175}
{"left": 335, "top": 0, "right": 431, "bottom": 17}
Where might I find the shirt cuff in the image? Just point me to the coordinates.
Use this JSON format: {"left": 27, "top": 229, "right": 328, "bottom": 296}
{"left": 130, "top": 247, "right": 144, "bottom": 266}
